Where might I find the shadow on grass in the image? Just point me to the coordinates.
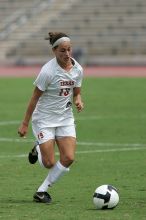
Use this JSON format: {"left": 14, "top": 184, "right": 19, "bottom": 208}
{"left": 0, "top": 198, "right": 62, "bottom": 206}
{"left": 86, "top": 208, "right": 113, "bottom": 212}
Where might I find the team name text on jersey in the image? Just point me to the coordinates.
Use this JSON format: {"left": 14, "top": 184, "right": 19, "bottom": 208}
{"left": 60, "top": 80, "right": 74, "bottom": 86}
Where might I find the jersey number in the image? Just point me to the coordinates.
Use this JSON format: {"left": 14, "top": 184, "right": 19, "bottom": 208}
{"left": 59, "top": 88, "right": 70, "bottom": 96}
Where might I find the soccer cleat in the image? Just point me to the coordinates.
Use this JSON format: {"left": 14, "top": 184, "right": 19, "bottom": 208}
{"left": 28, "top": 142, "right": 38, "bottom": 164}
{"left": 33, "top": 192, "right": 52, "bottom": 204}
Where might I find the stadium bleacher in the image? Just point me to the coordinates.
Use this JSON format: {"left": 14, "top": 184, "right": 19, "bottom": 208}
{"left": 0, "top": 0, "right": 146, "bottom": 65}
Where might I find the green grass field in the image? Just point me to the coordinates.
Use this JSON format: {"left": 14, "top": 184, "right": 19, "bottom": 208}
{"left": 0, "top": 77, "right": 146, "bottom": 220}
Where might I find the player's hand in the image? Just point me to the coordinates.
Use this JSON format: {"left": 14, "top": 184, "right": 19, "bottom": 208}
{"left": 75, "top": 100, "right": 84, "bottom": 112}
{"left": 18, "top": 122, "right": 28, "bottom": 138}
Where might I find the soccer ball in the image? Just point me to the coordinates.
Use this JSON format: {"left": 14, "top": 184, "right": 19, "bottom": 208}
{"left": 93, "top": 184, "right": 119, "bottom": 210}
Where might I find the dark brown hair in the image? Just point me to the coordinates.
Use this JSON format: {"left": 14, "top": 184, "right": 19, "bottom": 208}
{"left": 45, "top": 32, "right": 69, "bottom": 47}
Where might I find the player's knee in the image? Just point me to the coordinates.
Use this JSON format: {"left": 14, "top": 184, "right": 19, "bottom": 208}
{"left": 62, "top": 155, "right": 75, "bottom": 167}
{"left": 42, "top": 158, "right": 55, "bottom": 169}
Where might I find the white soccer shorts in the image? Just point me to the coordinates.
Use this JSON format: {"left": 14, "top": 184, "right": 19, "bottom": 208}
{"left": 32, "top": 123, "right": 76, "bottom": 144}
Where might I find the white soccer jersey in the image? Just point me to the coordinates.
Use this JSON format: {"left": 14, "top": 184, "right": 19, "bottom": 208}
{"left": 32, "top": 57, "right": 83, "bottom": 127}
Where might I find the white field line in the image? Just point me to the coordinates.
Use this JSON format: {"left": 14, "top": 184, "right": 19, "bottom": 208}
{"left": 76, "top": 147, "right": 146, "bottom": 154}
{"left": 76, "top": 115, "right": 146, "bottom": 120}
{"left": 0, "top": 137, "right": 146, "bottom": 159}
{"left": 0, "top": 137, "right": 34, "bottom": 143}
{"left": 0, "top": 147, "right": 146, "bottom": 159}
{"left": 0, "top": 137, "right": 146, "bottom": 148}
{"left": 0, "top": 120, "right": 20, "bottom": 126}
{"left": 0, "top": 114, "right": 146, "bottom": 126}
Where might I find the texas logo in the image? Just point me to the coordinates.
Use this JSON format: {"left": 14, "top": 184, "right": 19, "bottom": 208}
{"left": 60, "top": 80, "right": 74, "bottom": 86}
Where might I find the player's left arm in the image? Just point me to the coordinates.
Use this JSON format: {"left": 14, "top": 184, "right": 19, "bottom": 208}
{"left": 73, "top": 87, "right": 84, "bottom": 112}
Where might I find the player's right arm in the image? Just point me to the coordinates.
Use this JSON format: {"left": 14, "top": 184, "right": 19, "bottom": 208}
{"left": 18, "top": 87, "right": 43, "bottom": 137}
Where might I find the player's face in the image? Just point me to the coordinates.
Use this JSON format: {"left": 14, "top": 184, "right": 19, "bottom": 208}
{"left": 53, "top": 42, "right": 72, "bottom": 66}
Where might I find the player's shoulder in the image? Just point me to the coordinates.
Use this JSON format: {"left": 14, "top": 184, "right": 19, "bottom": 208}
{"left": 41, "top": 58, "right": 56, "bottom": 73}
{"left": 72, "top": 58, "right": 83, "bottom": 75}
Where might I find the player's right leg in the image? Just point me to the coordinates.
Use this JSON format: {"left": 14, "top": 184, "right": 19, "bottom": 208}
{"left": 38, "top": 139, "right": 56, "bottom": 169}
{"left": 30, "top": 124, "right": 56, "bottom": 203}
{"left": 30, "top": 125, "right": 70, "bottom": 203}
{"left": 30, "top": 122, "right": 56, "bottom": 167}
{"left": 28, "top": 141, "right": 39, "bottom": 164}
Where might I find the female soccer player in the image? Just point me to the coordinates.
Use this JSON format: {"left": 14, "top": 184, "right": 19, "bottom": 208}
{"left": 18, "top": 32, "right": 84, "bottom": 204}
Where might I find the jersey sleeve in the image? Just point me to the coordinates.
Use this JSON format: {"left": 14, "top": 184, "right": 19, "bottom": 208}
{"left": 74, "top": 68, "right": 83, "bottom": 87}
{"left": 33, "top": 66, "right": 51, "bottom": 91}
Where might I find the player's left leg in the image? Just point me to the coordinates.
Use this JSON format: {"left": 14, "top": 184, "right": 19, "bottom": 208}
{"left": 56, "top": 136, "right": 76, "bottom": 167}
{"left": 55, "top": 124, "right": 76, "bottom": 168}
{"left": 33, "top": 125, "right": 76, "bottom": 203}
{"left": 37, "top": 126, "right": 76, "bottom": 195}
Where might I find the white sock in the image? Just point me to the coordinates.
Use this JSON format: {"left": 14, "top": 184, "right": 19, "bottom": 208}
{"left": 36, "top": 145, "right": 45, "bottom": 168}
{"left": 37, "top": 161, "right": 69, "bottom": 192}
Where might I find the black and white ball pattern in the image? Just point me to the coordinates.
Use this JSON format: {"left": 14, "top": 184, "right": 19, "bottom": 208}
{"left": 93, "top": 185, "right": 119, "bottom": 210}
